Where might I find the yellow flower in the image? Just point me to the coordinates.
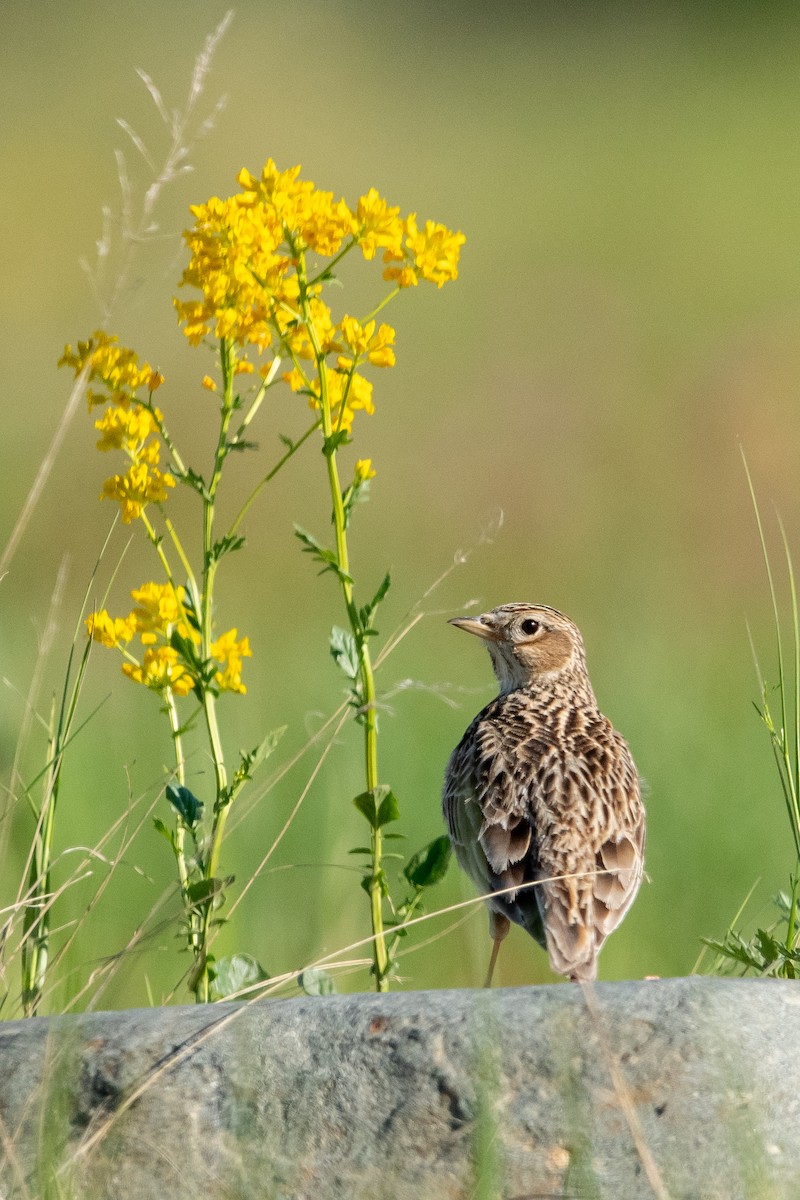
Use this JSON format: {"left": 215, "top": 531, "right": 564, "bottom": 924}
{"left": 402, "top": 214, "right": 465, "bottom": 288}
{"left": 343, "top": 371, "right": 374, "bottom": 415}
{"left": 238, "top": 159, "right": 354, "bottom": 255}
{"left": 382, "top": 264, "right": 419, "bottom": 289}
{"left": 281, "top": 297, "right": 337, "bottom": 361}
{"left": 129, "top": 582, "right": 196, "bottom": 645}
{"left": 284, "top": 365, "right": 374, "bottom": 433}
{"left": 202, "top": 375, "right": 217, "bottom": 391}
{"left": 282, "top": 367, "right": 310, "bottom": 394}
{"left": 58, "top": 331, "right": 163, "bottom": 408}
{"left": 86, "top": 609, "right": 137, "bottom": 648}
{"left": 337, "top": 317, "right": 396, "bottom": 368}
{"left": 176, "top": 191, "right": 286, "bottom": 349}
{"left": 296, "top": 189, "right": 355, "bottom": 256}
{"left": 122, "top": 646, "right": 194, "bottom": 697}
{"left": 355, "top": 188, "right": 404, "bottom": 261}
{"left": 210, "top": 628, "right": 252, "bottom": 694}
{"left": 101, "top": 462, "right": 175, "bottom": 523}
{"left": 237, "top": 160, "right": 312, "bottom": 223}
{"left": 94, "top": 402, "right": 162, "bottom": 459}
{"left": 354, "top": 458, "right": 376, "bottom": 484}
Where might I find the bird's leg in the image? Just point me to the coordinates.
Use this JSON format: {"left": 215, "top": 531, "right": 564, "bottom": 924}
{"left": 484, "top": 912, "right": 510, "bottom": 988}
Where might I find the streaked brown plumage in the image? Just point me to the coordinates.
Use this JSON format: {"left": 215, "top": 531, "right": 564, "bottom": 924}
{"left": 443, "top": 603, "right": 644, "bottom": 984}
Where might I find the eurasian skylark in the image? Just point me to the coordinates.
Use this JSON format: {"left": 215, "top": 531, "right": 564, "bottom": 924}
{"left": 443, "top": 603, "right": 644, "bottom": 984}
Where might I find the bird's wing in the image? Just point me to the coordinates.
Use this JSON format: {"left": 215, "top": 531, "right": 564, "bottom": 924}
{"left": 534, "top": 726, "right": 645, "bottom": 981}
{"left": 442, "top": 730, "right": 494, "bottom": 900}
{"left": 443, "top": 708, "right": 546, "bottom": 945}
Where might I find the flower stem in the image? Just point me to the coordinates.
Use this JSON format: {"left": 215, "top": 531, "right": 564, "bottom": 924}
{"left": 190, "top": 337, "right": 235, "bottom": 1003}
{"left": 21, "top": 698, "right": 59, "bottom": 1016}
{"left": 295, "top": 247, "right": 389, "bottom": 991}
{"left": 165, "top": 689, "right": 203, "bottom": 962}
{"left": 227, "top": 417, "right": 321, "bottom": 540}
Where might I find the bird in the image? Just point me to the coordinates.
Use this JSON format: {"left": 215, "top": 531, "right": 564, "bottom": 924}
{"left": 442, "top": 603, "right": 644, "bottom": 985}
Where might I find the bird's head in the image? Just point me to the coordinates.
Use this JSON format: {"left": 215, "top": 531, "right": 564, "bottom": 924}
{"left": 449, "top": 603, "right": 590, "bottom": 694}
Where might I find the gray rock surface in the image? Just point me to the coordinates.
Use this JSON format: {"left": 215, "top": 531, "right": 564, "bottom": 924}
{"left": 0, "top": 977, "right": 798, "bottom": 1199}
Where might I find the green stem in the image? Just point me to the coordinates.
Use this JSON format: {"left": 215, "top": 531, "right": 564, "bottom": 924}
{"left": 165, "top": 690, "right": 192, "bottom": 906}
{"left": 295, "top": 247, "right": 389, "bottom": 991}
{"left": 202, "top": 692, "right": 229, "bottom": 877}
{"left": 21, "top": 700, "right": 59, "bottom": 1016}
{"left": 141, "top": 397, "right": 189, "bottom": 479}
{"left": 160, "top": 511, "right": 201, "bottom": 613}
{"left": 229, "top": 357, "right": 281, "bottom": 446}
{"left": 140, "top": 511, "right": 178, "bottom": 590}
{"left": 786, "top": 872, "right": 799, "bottom": 978}
{"left": 387, "top": 890, "right": 424, "bottom": 966}
{"left": 361, "top": 284, "right": 400, "bottom": 325}
{"left": 190, "top": 338, "right": 236, "bottom": 1004}
{"left": 165, "top": 689, "right": 210, "bottom": 979}
{"left": 227, "top": 418, "right": 321, "bottom": 540}
{"left": 306, "top": 236, "right": 358, "bottom": 288}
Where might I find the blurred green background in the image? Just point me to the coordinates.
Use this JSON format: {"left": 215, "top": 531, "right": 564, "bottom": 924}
{"left": 2, "top": 0, "right": 800, "bottom": 1010}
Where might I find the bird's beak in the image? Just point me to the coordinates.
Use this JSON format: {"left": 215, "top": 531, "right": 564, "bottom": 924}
{"left": 448, "top": 614, "right": 497, "bottom": 640}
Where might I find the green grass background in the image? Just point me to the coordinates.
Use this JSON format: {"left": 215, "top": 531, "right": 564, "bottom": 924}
{"left": 2, "top": 0, "right": 800, "bottom": 1008}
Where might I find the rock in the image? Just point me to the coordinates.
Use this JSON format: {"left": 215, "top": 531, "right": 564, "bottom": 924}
{"left": 0, "top": 977, "right": 798, "bottom": 1198}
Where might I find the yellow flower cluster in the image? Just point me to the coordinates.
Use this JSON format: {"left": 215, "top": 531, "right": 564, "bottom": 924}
{"left": 174, "top": 159, "right": 464, "bottom": 431}
{"left": 101, "top": 462, "right": 175, "bottom": 523}
{"left": 129, "top": 581, "right": 197, "bottom": 645}
{"left": 59, "top": 331, "right": 173, "bottom": 524}
{"left": 337, "top": 317, "right": 396, "bottom": 369}
{"left": 281, "top": 363, "right": 374, "bottom": 434}
{"left": 85, "top": 609, "right": 137, "bottom": 648}
{"left": 385, "top": 214, "right": 465, "bottom": 289}
{"left": 210, "top": 628, "right": 252, "bottom": 695}
{"left": 58, "top": 331, "right": 164, "bottom": 409}
{"left": 87, "top": 582, "right": 251, "bottom": 697}
{"left": 353, "top": 458, "right": 376, "bottom": 485}
{"left": 123, "top": 647, "right": 194, "bottom": 697}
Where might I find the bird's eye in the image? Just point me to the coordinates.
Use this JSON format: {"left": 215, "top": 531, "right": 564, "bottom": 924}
{"left": 520, "top": 618, "right": 540, "bottom": 636}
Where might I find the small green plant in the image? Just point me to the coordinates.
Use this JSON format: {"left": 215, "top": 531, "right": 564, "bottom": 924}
{"left": 704, "top": 457, "right": 800, "bottom": 978}
{"left": 52, "top": 159, "right": 462, "bottom": 1003}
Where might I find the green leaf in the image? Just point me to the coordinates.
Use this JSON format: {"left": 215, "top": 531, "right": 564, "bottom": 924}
{"left": 376, "top": 789, "right": 400, "bottom": 828}
{"left": 211, "top": 952, "right": 269, "bottom": 1000}
{"left": 166, "top": 783, "right": 204, "bottom": 829}
{"left": 236, "top": 727, "right": 287, "bottom": 781}
{"left": 353, "top": 785, "right": 392, "bottom": 829}
{"left": 360, "top": 572, "right": 391, "bottom": 632}
{"left": 299, "top": 967, "right": 336, "bottom": 996}
{"left": 186, "top": 875, "right": 233, "bottom": 908}
{"left": 353, "top": 790, "right": 379, "bottom": 827}
{"left": 404, "top": 835, "right": 453, "bottom": 889}
{"left": 152, "top": 816, "right": 176, "bottom": 849}
{"left": 755, "top": 928, "right": 781, "bottom": 963}
{"left": 294, "top": 524, "right": 353, "bottom": 582}
{"left": 179, "top": 466, "right": 211, "bottom": 501}
{"left": 210, "top": 533, "right": 246, "bottom": 564}
{"left": 323, "top": 430, "right": 351, "bottom": 456}
{"left": 341, "top": 473, "right": 373, "bottom": 529}
{"left": 330, "top": 626, "right": 360, "bottom": 679}
{"left": 169, "top": 630, "right": 203, "bottom": 677}
{"left": 348, "top": 847, "right": 373, "bottom": 855}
